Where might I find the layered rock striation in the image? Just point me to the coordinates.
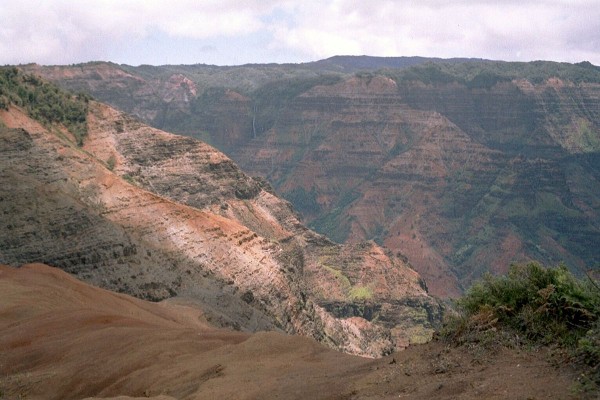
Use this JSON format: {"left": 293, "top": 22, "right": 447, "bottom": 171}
{"left": 0, "top": 72, "right": 440, "bottom": 356}
{"left": 23, "top": 59, "right": 600, "bottom": 297}
{"left": 233, "top": 72, "right": 600, "bottom": 295}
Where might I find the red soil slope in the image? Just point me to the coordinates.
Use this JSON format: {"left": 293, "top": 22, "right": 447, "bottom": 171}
{"left": 0, "top": 264, "right": 583, "bottom": 400}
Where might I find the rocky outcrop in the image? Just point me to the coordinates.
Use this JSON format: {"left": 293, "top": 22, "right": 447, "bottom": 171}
{"left": 0, "top": 84, "right": 440, "bottom": 357}
{"left": 85, "top": 101, "right": 440, "bottom": 353}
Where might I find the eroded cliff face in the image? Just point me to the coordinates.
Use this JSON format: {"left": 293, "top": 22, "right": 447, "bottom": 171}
{"left": 230, "top": 76, "right": 503, "bottom": 296}
{"left": 231, "top": 75, "right": 600, "bottom": 295}
{"left": 0, "top": 91, "right": 439, "bottom": 356}
{"left": 23, "top": 60, "right": 600, "bottom": 297}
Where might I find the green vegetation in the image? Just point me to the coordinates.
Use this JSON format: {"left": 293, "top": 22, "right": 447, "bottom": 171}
{"left": 309, "top": 190, "right": 359, "bottom": 243}
{"left": 349, "top": 286, "right": 374, "bottom": 301}
{"left": 322, "top": 265, "right": 374, "bottom": 301}
{"left": 323, "top": 264, "right": 352, "bottom": 289}
{"left": 122, "top": 174, "right": 135, "bottom": 184}
{"left": 309, "top": 205, "right": 351, "bottom": 244}
{"left": 576, "top": 118, "right": 600, "bottom": 152}
{"left": 283, "top": 186, "right": 320, "bottom": 215}
{"left": 441, "top": 262, "right": 600, "bottom": 386}
{"left": 106, "top": 154, "right": 117, "bottom": 171}
{"left": 393, "top": 63, "right": 461, "bottom": 85}
{"left": 251, "top": 74, "right": 342, "bottom": 134}
{"left": 0, "top": 67, "right": 90, "bottom": 145}
{"left": 387, "top": 60, "right": 600, "bottom": 86}
{"left": 466, "top": 70, "right": 511, "bottom": 89}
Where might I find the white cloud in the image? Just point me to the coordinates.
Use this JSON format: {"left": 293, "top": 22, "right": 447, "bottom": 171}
{"left": 0, "top": 0, "right": 283, "bottom": 64}
{"left": 0, "top": 0, "right": 598, "bottom": 65}
{"left": 271, "top": 1, "right": 600, "bottom": 63}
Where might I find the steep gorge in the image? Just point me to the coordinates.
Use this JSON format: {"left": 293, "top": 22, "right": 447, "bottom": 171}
{"left": 0, "top": 70, "right": 440, "bottom": 356}
{"left": 230, "top": 72, "right": 600, "bottom": 295}
{"left": 22, "top": 58, "right": 600, "bottom": 296}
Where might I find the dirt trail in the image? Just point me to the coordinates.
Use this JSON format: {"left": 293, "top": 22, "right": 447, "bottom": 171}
{"left": 0, "top": 264, "right": 589, "bottom": 399}
{"left": 354, "top": 342, "right": 584, "bottom": 399}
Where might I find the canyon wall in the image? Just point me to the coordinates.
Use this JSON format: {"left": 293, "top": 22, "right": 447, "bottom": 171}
{"left": 23, "top": 59, "right": 600, "bottom": 296}
{"left": 0, "top": 70, "right": 440, "bottom": 355}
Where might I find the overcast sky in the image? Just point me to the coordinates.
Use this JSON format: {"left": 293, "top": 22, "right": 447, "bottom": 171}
{"left": 1, "top": 0, "right": 599, "bottom": 66}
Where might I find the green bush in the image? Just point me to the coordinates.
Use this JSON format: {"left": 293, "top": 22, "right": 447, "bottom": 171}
{"left": 577, "top": 319, "right": 600, "bottom": 383}
{"left": 458, "top": 263, "right": 598, "bottom": 343}
{"left": 441, "top": 262, "right": 600, "bottom": 383}
{"left": 0, "top": 67, "right": 89, "bottom": 145}
{"left": 106, "top": 154, "right": 116, "bottom": 171}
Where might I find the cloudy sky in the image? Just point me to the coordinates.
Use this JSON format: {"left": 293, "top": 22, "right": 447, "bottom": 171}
{"left": 1, "top": 0, "right": 599, "bottom": 66}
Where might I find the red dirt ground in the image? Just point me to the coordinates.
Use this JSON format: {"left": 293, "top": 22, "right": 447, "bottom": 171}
{"left": 0, "top": 264, "right": 592, "bottom": 399}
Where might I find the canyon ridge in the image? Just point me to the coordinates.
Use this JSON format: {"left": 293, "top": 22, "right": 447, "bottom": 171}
{"left": 24, "top": 56, "right": 600, "bottom": 296}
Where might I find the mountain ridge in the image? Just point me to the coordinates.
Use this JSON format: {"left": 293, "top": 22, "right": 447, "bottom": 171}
{"left": 21, "top": 56, "right": 600, "bottom": 296}
{"left": 18, "top": 58, "right": 600, "bottom": 296}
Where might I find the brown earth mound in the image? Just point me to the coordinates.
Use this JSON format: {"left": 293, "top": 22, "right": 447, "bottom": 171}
{"left": 0, "top": 264, "right": 583, "bottom": 399}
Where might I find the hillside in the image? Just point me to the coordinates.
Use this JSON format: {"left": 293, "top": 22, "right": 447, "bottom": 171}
{"left": 0, "top": 263, "right": 583, "bottom": 400}
{"left": 23, "top": 57, "right": 600, "bottom": 296}
{"left": 0, "top": 67, "right": 439, "bottom": 356}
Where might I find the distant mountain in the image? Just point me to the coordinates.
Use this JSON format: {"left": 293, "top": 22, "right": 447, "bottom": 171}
{"left": 0, "top": 67, "right": 440, "bottom": 356}
{"left": 306, "top": 55, "right": 488, "bottom": 72}
{"left": 22, "top": 57, "right": 600, "bottom": 296}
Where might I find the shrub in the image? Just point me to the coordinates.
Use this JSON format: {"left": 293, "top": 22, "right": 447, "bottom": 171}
{"left": 106, "top": 154, "right": 116, "bottom": 171}
{"left": 576, "top": 319, "right": 600, "bottom": 384}
{"left": 0, "top": 67, "right": 89, "bottom": 145}
{"left": 454, "top": 263, "right": 598, "bottom": 343}
{"left": 441, "top": 262, "right": 600, "bottom": 383}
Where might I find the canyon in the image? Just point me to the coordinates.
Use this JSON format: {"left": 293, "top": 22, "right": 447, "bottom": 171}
{"left": 0, "top": 68, "right": 440, "bottom": 357}
{"left": 24, "top": 57, "right": 600, "bottom": 296}
{"left": 1, "top": 59, "right": 598, "bottom": 399}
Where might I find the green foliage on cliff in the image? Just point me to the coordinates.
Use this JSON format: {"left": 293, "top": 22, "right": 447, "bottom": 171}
{"left": 309, "top": 190, "right": 359, "bottom": 244}
{"left": 388, "top": 60, "right": 600, "bottom": 86}
{"left": 395, "top": 63, "right": 461, "bottom": 85}
{"left": 442, "top": 262, "right": 600, "bottom": 384}
{"left": 349, "top": 285, "right": 374, "bottom": 301}
{"left": 0, "top": 67, "right": 90, "bottom": 145}
{"left": 283, "top": 186, "right": 320, "bottom": 215}
{"left": 251, "top": 74, "right": 343, "bottom": 134}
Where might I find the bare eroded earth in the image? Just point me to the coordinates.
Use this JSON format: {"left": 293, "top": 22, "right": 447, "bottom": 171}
{"left": 0, "top": 264, "right": 584, "bottom": 400}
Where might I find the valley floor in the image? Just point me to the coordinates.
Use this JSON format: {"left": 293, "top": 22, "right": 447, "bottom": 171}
{"left": 0, "top": 264, "right": 590, "bottom": 400}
